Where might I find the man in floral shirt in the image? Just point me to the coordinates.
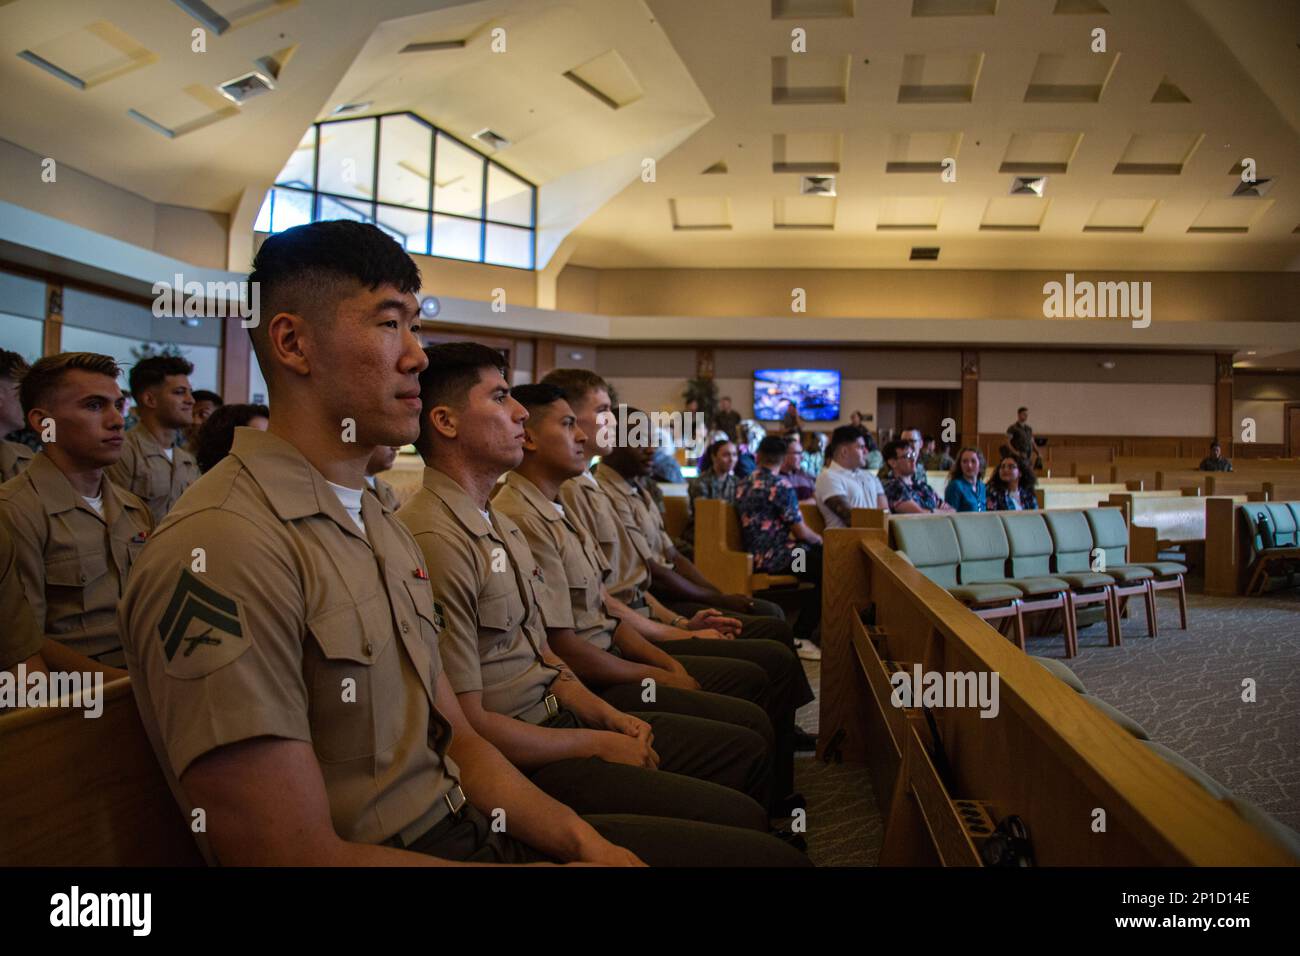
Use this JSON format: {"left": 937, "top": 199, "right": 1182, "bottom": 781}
{"left": 881, "top": 439, "right": 953, "bottom": 515}
{"left": 735, "top": 436, "right": 824, "bottom": 651}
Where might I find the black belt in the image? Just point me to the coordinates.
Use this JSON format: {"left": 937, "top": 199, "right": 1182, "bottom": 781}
{"left": 382, "top": 784, "right": 468, "bottom": 849}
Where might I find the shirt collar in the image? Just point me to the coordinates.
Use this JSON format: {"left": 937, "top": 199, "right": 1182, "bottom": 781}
{"left": 24, "top": 452, "right": 143, "bottom": 523}
{"left": 500, "top": 471, "right": 563, "bottom": 523}
{"left": 595, "top": 462, "right": 636, "bottom": 499}
{"left": 130, "top": 424, "right": 173, "bottom": 457}
{"left": 227, "top": 427, "right": 364, "bottom": 537}
{"left": 421, "top": 465, "right": 495, "bottom": 538}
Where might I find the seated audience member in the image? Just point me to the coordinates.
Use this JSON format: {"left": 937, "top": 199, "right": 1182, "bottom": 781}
{"left": 736, "top": 436, "right": 823, "bottom": 652}
{"left": 943, "top": 447, "right": 987, "bottom": 513}
{"left": 182, "top": 389, "right": 223, "bottom": 448}
{"left": 543, "top": 368, "right": 816, "bottom": 797}
{"left": 396, "top": 352, "right": 804, "bottom": 863}
{"left": 877, "top": 427, "right": 928, "bottom": 484}
{"left": 921, "top": 435, "right": 954, "bottom": 472}
{"left": 800, "top": 430, "right": 827, "bottom": 477}
{"left": 863, "top": 428, "right": 883, "bottom": 472}
{"left": 0, "top": 352, "right": 152, "bottom": 672}
{"left": 119, "top": 219, "right": 729, "bottom": 868}
{"left": 881, "top": 439, "right": 952, "bottom": 514}
{"left": 711, "top": 395, "right": 742, "bottom": 443}
{"left": 778, "top": 431, "right": 816, "bottom": 501}
{"left": 365, "top": 444, "right": 403, "bottom": 509}
{"left": 815, "top": 425, "right": 888, "bottom": 529}
{"left": 986, "top": 454, "right": 1038, "bottom": 511}
{"left": 194, "top": 403, "right": 269, "bottom": 473}
{"left": 683, "top": 437, "right": 739, "bottom": 550}
{"left": 0, "top": 349, "right": 35, "bottom": 482}
{"left": 107, "top": 354, "right": 200, "bottom": 523}
{"left": 1007, "top": 406, "right": 1043, "bottom": 469}
{"left": 1198, "top": 441, "right": 1233, "bottom": 472}
{"left": 848, "top": 410, "right": 865, "bottom": 429}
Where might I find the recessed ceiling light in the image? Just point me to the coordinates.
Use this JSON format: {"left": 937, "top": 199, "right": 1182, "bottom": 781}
{"left": 217, "top": 70, "right": 275, "bottom": 105}
{"left": 472, "top": 128, "right": 510, "bottom": 151}
{"left": 332, "top": 101, "right": 372, "bottom": 116}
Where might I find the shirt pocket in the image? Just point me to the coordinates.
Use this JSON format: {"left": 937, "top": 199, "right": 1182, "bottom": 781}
{"left": 477, "top": 587, "right": 522, "bottom": 658}
{"left": 305, "top": 597, "right": 395, "bottom": 763}
{"left": 46, "top": 550, "right": 109, "bottom": 603}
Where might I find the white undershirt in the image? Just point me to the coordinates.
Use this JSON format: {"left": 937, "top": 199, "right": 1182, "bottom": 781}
{"left": 82, "top": 494, "right": 104, "bottom": 516}
{"left": 553, "top": 501, "right": 566, "bottom": 518}
{"left": 162, "top": 447, "right": 174, "bottom": 463}
{"left": 364, "top": 475, "right": 377, "bottom": 489}
{"left": 327, "top": 481, "right": 366, "bottom": 532}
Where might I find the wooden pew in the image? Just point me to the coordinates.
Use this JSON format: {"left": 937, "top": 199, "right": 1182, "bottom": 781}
{"left": 1204, "top": 497, "right": 1299, "bottom": 596}
{"left": 1109, "top": 492, "right": 1245, "bottom": 565}
{"left": 694, "top": 498, "right": 802, "bottom": 596}
{"left": 800, "top": 501, "right": 825, "bottom": 535}
{"left": 1036, "top": 483, "right": 1131, "bottom": 510}
{"left": 0, "top": 677, "right": 203, "bottom": 865}
{"left": 819, "top": 529, "right": 1295, "bottom": 865}
{"left": 664, "top": 494, "right": 689, "bottom": 541}
{"left": 1264, "top": 480, "right": 1300, "bottom": 501}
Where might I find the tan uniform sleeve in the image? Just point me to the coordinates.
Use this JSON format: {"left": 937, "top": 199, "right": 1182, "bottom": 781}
{"left": 510, "top": 513, "right": 575, "bottom": 631}
{"left": 0, "top": 530, "right": 42, "bottom": 670}
{"left": 410, "top": 529, "right": 485, "bottom": 695}
{"left": 118, "top": 508, "right": 312, "bottom": 778}
{"left": 0, "top": 495, "right": 49, "bottom": 636}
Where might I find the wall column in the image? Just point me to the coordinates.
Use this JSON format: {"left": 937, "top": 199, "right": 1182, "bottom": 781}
{"left": 1215, "top": 353, "right": 1234, "bottom": 454}
{"left": 42, "top": 283, "right": 63, "bottom": 356}
{"left": 221, "top": 319, "right": 252, "bottom": 404}
{"left": 960, "top": 350, "right": 979, "bottom": 449}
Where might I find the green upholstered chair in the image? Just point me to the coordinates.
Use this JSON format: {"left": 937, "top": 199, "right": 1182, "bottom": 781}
{"left": 950, "top": 513, "right": 1073, "bottom": 655}
{"left": 1043, "top": 510, "right": 1153, "bottom": 641}
{"left": 1087, "top": 507, "right": 1185, "bottom": 634}
{"left": 1240, "top": 502, "right": 1300, "bottom": 595}
{"left": 1030, "top": 656, "right": 1149, "bottom": 737}
{"left": 1004, "top": 512, "right": 1116, "bottom": 655}
{"left": 890, "top": 515, "right": 1024, "bottom": 644}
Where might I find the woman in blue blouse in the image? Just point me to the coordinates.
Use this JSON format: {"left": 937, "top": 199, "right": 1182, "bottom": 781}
{"left": 986, "top": 454, "right": 1038, "bottom": 511}
{"left": 944, "top": 447, "right": 987, "bottom": 512}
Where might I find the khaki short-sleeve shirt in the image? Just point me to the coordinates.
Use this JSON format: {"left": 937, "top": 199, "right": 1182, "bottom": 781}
{"left": 493, "top": 472, "right": 616, "bottom": 652}
{"left": 397, "top": 467, "right": 560, "bottom": 722}
{"left": 0, "top": 439, "right": 34, "bottom": 484}
{"left": 118, "top": 428, "right": 462, "bottom": 850}
{"left": 106, "top": 426, "right": 199, "bottom": 524}
{"left": 558, "top": 470, "right": 652, "bottom": 606}
{"left": 0, "top": 452, "right": 153, "bottom": 665}
{"left": 0, "top": 529, "right": 42, "bottom": 670}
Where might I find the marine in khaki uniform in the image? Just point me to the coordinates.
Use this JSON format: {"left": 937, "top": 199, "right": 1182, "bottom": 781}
{"left": 399, "top": 344, "right": 808, "bottom": 864}
{"left": 0, "top": 352, "right": 153, "bottom": 671}
{"left": 0, "top": 348, "right": 34, "bottom": 483}
{"left": 118, "top": 220, "right": 792, "bottom": 867}
{"left": 106, "top": 354, "right": 199, "bottom": 524}
{"left": 364, "top": 443, "right": 403, "bottom": 511}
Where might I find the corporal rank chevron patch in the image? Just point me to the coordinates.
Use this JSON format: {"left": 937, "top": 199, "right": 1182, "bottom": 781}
{"left": 157, "top": 568, "right": 249, "bottom": 677}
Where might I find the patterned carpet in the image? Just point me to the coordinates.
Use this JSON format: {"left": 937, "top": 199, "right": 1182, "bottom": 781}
{"left": 793, "top": 587, "right": 1300, "bottom": 866}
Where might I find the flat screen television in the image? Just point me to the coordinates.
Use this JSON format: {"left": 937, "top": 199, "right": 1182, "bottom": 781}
{"left": 753, "top": 368, "right": 841, "bottom": 422}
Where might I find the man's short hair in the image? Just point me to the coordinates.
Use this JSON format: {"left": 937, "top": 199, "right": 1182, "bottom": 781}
{"left": 192, "top": 390, "right": 224, "bottom": 406}
{"left": 247, "top": 220, "right": 423, "bottom": 368}
{"left": 883, "top": 439, "right": 911, "bottom": 463}
{"left": 721, "top": 395, "right": 732, "bottom": 402}
{"left": 129, "top": 355, "right": 194, "bottom": 399}
{"left": 1210, "top": 441, "right": 1221, "bottom": 449}
{"left": 1017, "top": 406, "right": 1028, "bottom": 414}
{"left": 511, "top": 382, "right": 566, "bottom": 416}
{"left": 827, "top": 424, "right": 864, "bottom": 459}
{"left": 20, "top": 352, "right": 121, "bottom": 415}
{"left": 0, "top": 349, "right": 30, "bottom": 383}
{"left": 539, "top": 368, "right": 611, "bottom": 407}
{"left": 756, "top": 435, "right": 789, "bottom": 464}
{"left": 415, "top": 342, "right": 508, "bottom": 457}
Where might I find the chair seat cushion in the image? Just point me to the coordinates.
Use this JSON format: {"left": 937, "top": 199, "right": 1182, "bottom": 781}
{"left": 1054, "top": 571, "right": 1115, "bottom": 589}
{"left": 1031, "top": 656, "right": 1087, "bottom": 693}
{"left": 1140, "top": 561, "right": 1187, "bottom": 576}
{"left": 948, "top": 583, "right": 1023, "bottom": 604}
{"left": 1004, "top": 575, "right": 1069, "bottom": 596}
{"left": 1080, "top": 694, "right": 1150, "bottom": 739}
{"left": 1106, "top": 565, "right": 1155, "bottom": 582}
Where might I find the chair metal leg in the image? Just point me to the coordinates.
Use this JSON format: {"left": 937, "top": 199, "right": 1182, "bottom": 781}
{"left": 1012, "top": 601, "right": 1026, "bottom": 651}
{"left": 1175, "top": 576, "right": 1187, "bottom": 630}
{"left": 1106, "top": 587, "right": 1122, "bottom": 647}
{"left": 1143, "top": 581, "right": 1157, "bottom": 638}
{"left": 1061, "top": 592, "right": 1077, "bottom": 658}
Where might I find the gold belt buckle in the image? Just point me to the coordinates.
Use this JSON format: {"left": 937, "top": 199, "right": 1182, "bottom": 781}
{"left": 543, "top": 694, "right": 560, "bottom": 718}
{"left": 444, "top": 785, "right": 467, "bottom": 818}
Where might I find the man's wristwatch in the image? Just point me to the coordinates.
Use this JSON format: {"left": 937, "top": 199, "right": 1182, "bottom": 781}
{"left": 670, "top": 615, "right": 688, "bottom": 629}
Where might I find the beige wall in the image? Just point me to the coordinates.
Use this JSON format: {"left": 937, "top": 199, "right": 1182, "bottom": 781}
{"left": 412, "top": 253, "right": 538, "bottom": 309}
{"left": 561, "top": 266, "right": 1300, "bottom": 323}
{"left": 979, "top": 382, "right": 1215, "bottom": 437}
{"left": 0, "top": 137, "right": 230, "bottom": 269}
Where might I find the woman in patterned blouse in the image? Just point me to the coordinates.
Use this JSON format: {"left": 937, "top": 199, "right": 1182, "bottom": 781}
{"left": 986, "top": 454, "right": 1038, "bottom": 511}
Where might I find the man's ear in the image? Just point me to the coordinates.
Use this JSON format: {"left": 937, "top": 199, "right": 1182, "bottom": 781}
{"left": 426, "top": 405, "right": 457, "bottom": 441}
{"left": 521, "top": 422, "right": 540, "bottom": 453}
{"left": 139, "top": 387, "right": 159, "bottom": 411}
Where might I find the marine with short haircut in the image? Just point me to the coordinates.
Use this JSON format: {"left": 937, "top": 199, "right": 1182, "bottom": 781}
{"left": 0, "top": 349, "right": 34, "bottom": 482}
{"left": 106, "top": 354, "right": 199, "bottom": 523}
{"left": 0, "top": 352, "right": 153, "bottom": 671}
{"left": 365, "top": 444, "right": 402, "bottom": 510}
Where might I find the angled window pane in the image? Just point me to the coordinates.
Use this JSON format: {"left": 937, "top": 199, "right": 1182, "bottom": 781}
{"left": 378, "top": 115, "right": 432, "bottom": 209}
{"left": 269, "top": 188, "right": 312, "bottom": 232}
{"left": 432, "top": 214, "right": 482, "bottom": 262}
{"left": 0, "top": 313, "right": 43, "bottom": 364}
{"left": 318, "top": 118, "right": 376, "bottom": 200}
{"left": 319, "top": 193, "right": 374, "bottom": 225}
{"left": 274, "top": 126, "right": 316, "bottom": 190}
{"left": 434, "top": 134, "right": 484, "bottom": 218}
{"left": 485, "top": 223, "right": 533, "bottom": 269}
{"left": 378, "top": 204, "right": 430, "bottom": 255}
{"left": 254, "top": 190, "right": 273, "bottom": 232}
{"left": 486, "top": 164, "right": 533, "bottom": 226}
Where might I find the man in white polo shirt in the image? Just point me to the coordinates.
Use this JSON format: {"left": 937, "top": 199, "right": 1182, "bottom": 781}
{"left": 814, "top": 425, "right": 887, "bottom": 529}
